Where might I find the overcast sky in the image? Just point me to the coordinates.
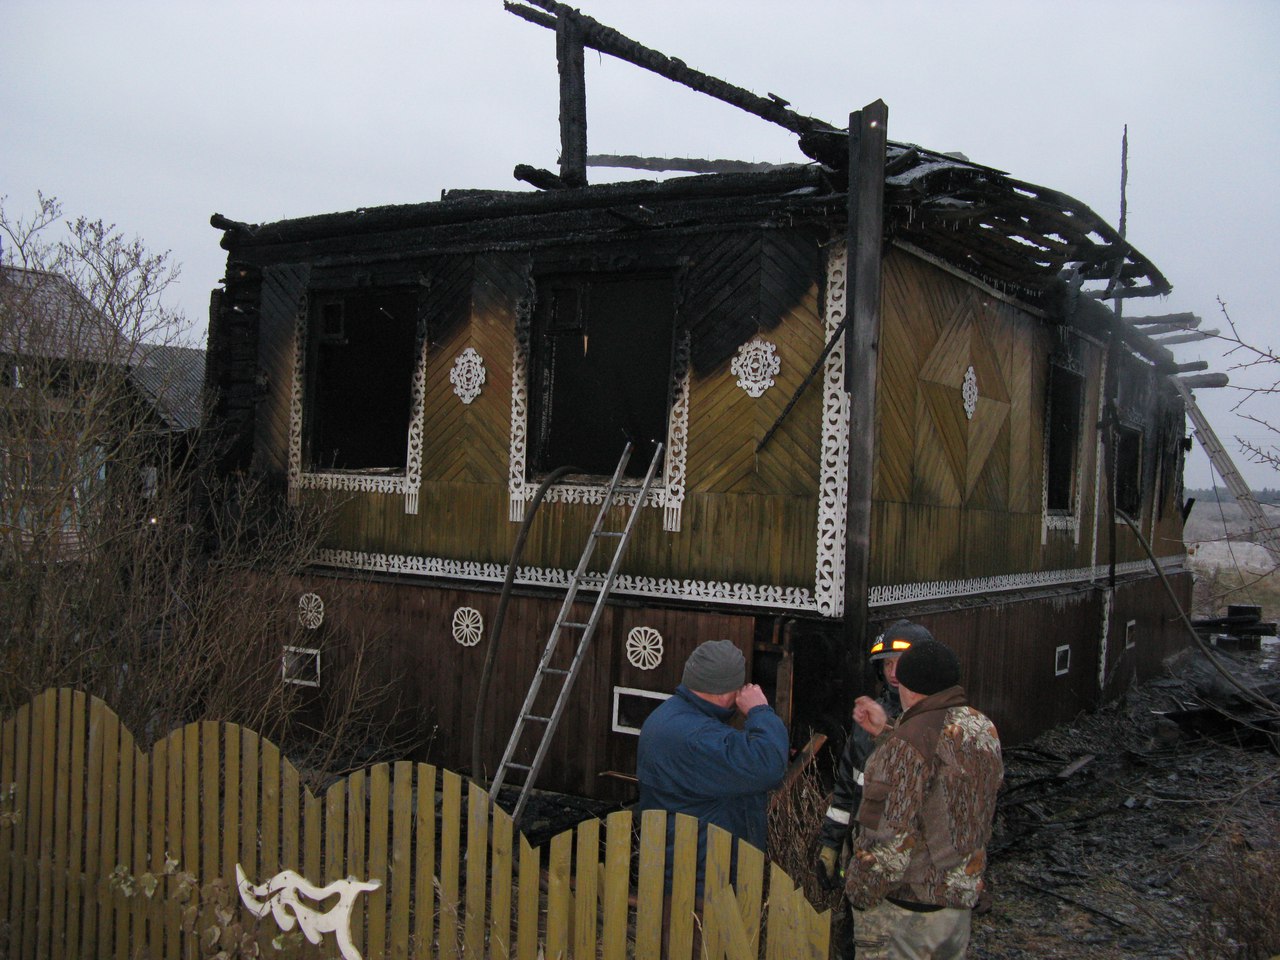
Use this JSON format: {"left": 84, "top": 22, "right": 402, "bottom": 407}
{"left": 4, "top": 0, "right": 1278, "bottom": 489}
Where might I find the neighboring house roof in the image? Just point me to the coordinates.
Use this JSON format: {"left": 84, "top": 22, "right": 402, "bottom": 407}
{"left": 1, "top": 264, "right": 205, "bottom": 433}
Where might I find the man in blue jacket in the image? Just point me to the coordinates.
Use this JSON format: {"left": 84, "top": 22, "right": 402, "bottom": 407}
{"left": 636, "top": 638, "right": 789, "bottom": 897}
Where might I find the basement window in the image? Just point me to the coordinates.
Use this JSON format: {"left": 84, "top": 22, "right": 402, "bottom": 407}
{"left": 1115, "top": 425, "right": 1143, "bottom": 519}
{"left": 611, "top": 686, "right": 671, "bottom": 736}
{"left": 528, "top": 273, "right": 675, "bottom": 479}
{"left": 303, "top": 289, "right": 419, "bottom": 472}
{"left": 1054, "top": 644, "right": 1071, "bottom": 677}
{"left": 1125, "top": 619, "right": 1137, "bottom": 649}
{"left": 1045, "top": 365, "right": 1085, "bottom": 515}
{"left": 282, "top": 646, "right": 321, "bottom": 687}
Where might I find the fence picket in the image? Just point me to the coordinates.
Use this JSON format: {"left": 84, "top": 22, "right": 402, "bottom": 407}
{"left": 634, "top": 809, "right": 666, "bottom": 960}
{"left": 389, "top": 761, "right": 412, "bottom": 960}
{"left": 464, "top": 781, "right": 489, "bottom": 958}
{"left": 438, "top": 769, "right": 462, "bottom": 960}
{"left": 601, "top": 810, "right": 632, "bottom": 960}
{"left": 489, "top": 804, "right": 514, "bottom": 960}
{"left": 368, "top": 763, "right": 390, "bottom": 960}
{"left": 574, "top": 817, "right": 600, "bottom": 960}
{"left": 0, "top": 690, "right": 833, "bottom": 960}
{"left": 412, "top": 763, "right": 437, "bottom": 960}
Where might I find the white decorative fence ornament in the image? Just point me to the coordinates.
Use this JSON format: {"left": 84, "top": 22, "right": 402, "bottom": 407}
{"left": 297, "top": 592, "right": 324, "bottom": 630}
{"left": 449, "top": 347, "right": 486, "bottom": 404}
{"left": 625, "top": 626, "right": 664, "bottom": 669}
{"left": 452, "top": 605, "right": 484, "bottom": 646}
{"left": 236, "top": 864, "right": 381, "bottom": 960}
{"left": 731, "top": 338, "right": 781, "bottom": 397}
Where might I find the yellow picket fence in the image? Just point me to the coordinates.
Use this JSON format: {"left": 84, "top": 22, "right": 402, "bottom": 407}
{"left": 0, "top": 689, "right": 830, "bottom": 959}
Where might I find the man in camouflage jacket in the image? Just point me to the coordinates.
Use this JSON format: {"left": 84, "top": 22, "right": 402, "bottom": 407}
{"left": 845, "top": 638, "right": 1003, "bottom": 960}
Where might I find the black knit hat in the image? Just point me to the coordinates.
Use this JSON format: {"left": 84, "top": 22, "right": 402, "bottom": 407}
{"left": 895, "top": 638, "right": 960, "bottom": 695}
{"left": 682, "top": 639, "right": 746, "bottom": 694}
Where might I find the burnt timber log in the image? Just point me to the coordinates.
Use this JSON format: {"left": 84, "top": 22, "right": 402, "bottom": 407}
{"left": 587, "top": 154, "right": 800, "bottom": 175}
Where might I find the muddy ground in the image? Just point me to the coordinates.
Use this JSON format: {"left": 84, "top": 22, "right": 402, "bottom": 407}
{"left": 968, "top": 641, "right": 1279, "bottom": 959}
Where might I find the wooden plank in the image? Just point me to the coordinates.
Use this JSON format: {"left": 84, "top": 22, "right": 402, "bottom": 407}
{"left": 303, "top": 788, "right": 322, "bottom": 889}
{"left": 64, "top": 692, "right": 87, "bottom": 959}
{"left": 515, "top": 833, "right": 540, "bottom": 960}
{"left": 166, "top": 729, "right": 184, "bottom": 957}
{"left": 0, "top": 699, "right": 16, "bottom": 926}
{"left": 634, "top": 809, "right": 666, "bottom": 960}
{"left": 10, "top": 703, "right": 32, "bottom": 956}
{"left": 241, "top": 728, "right": 260, "bottom": 881}
{"left": 222, "top": 725, "right": 240, "bottom": 885}
{"left": 50, "top": 689, "right": 72, "bottom": 960}
{"left": 113, "top": 732, "right": 136, "bottom": 960}
{"left": 438, "top": 770, "right": 461, "bottom": 960}
{"left": 764, "top": 863, "right": 792, "bottom": 960}
{"left": 463, "top": 782, "right": 488, "bottom": 958}
{"left": 148, "top": 735, "right": 167, "bottom": 960}
{"left": 94, "top": 701, "right": 120, "bottom": 960}
{"left": 573, "top": 817, "right": 600, "bottom": 960}
{"left": 412, "top": 764, "right": 437, "bottom": 959}
{"left": 82, "top": 696, "right": 109, "bottom": 955}
{"left": 545, "top": 829, "right": 573, "bottom": 960}
{"left": 489, "top": 804, "right": 515, "bottom": 960}
{"left": 183, "top": 723, "right": 200, "bottom": 880}
{"left": 129, "top": 751, "right": 147, "bottom": 960}
{"left": 367, "top": 764, "right": 390, "bottom": 960}
{"left": 735, "top": 836, "right": 766, "bottom": 955}
{"left": 349, "top": 768, "right": 369, "bottom": 958}
{"left": 709, "top": 887, "right": 754, "bottom": 960}
{"left": 601, "top": 810, "right": 632, "bottom": 960}
{"left": 667, "top": 813, "right": 699, "bottom": 959}
{"left": 702, "top": 823, "right": 733, "bottom": 960}
{"left": 260, "top": 737, "right": 281, "bottom": 878}
{"left": 201, "top": 722, "right": 220, "bottom": 882}
{"left": 36, "top": 691, "right": 58, "bottom": 960}
{"left": 281, "top": 760, "right": 300, "bottom": 874}
{"left": 325, "top": 775, "right": 346, "bottom": 885}
{"left": 389, "top": 761, "right": 413, "bottom": 960}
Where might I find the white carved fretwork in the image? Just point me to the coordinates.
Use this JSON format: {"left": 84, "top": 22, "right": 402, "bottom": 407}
{"left": 452, "top": 606, "right": 484, "bottom": 647}
{"left": 297, "top": 592, "right": 324, "bottom": 630}
{"left": 814, "top": 242, "right": 851, "bottom": 617}
{"left": 625, "top": 626, "right": 664, "bottom": 670}
{"left": 450, "top": 347, "right": 486, "bottom": 404}
{"left": 962, "top": 365, "right": 978, "bottom": 420}
{"left": 236, "top": 865, "right": 380, "bottom": 960}
{"left": 507, "top": 309, "right": 691, "bottom": 532}
{"left": 288, "top": 294, "right": 428, "bottom": 514}
{"left": 731, "top": 338, "right": 780, "bottom": 398}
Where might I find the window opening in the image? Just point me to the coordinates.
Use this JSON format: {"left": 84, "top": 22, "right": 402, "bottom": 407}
{"left": 611, "top": 686, "right": 671, "bottom": 735}
{"left": 1054, "top": 644, "right": 1071, "bottom": 676}
{"left": 1045, "top": 365, "right": 1084, "bottom": 514}
{"left": 1115, "top": 424, "right": 1143, "bottom": 518}
{"left": 304, "top": 289, "right": 418, "bottom": 472}
{"left": 529, "top": 273, "right": 675, "bottom": 479}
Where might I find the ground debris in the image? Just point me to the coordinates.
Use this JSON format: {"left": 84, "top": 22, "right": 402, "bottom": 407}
{"left": 971, "top": 642, "right": 1280, "bottom": 959}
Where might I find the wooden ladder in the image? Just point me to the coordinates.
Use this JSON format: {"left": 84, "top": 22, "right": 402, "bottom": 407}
{"left": 1174, "top": 378, "right": 1280, "bottom": 565}
{"left": 489, "top": 441, "right": 664, "bottom": 822}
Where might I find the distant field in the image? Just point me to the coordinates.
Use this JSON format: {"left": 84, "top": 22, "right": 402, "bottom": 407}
{"left": 1183, "top": 498, "right": 1280, "bottom": 619}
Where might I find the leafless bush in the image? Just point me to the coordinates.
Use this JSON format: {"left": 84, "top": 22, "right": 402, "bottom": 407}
{"left": 768, "top": 745, "right": 843, "bottom": 911}
{"left": 1183, "top": 814, "right": 1280, "bottom": 960}
{"left": 0, "top": 194, "right": 404, "bottom": 782}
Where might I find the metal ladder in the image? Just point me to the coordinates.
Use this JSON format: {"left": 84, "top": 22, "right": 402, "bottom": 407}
{"left": 1173, "top": 378, "right": 1280, "bottom": 565}
{"left": 489, "top": 441, "right": 664, "bottom": 822}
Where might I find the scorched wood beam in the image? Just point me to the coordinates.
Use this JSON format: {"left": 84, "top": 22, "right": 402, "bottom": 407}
{"left": 586, "top": 154, "right": 799, "bottom": 174}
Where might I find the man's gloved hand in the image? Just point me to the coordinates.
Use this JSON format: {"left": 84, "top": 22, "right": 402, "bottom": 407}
{"left": 816, "top": 844, "right": 842, "bottom": 890}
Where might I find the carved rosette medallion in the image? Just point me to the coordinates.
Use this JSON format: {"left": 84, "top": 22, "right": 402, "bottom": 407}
{"left": 452, "top": 606, "right": 483, "bottom": 647}
{"left": 625, "top": 626, "right": 664, "bottom": 670}
{"left": 731, "top": 338, "right": 780, "bottom": 398}
{"left": 962, "top": 365, "right": 978, "bottom": 420}
{"left": 450, "top": 347, "right": 486, "bottom": 405}
{"left": 298, "top": 593, "right": 324, "bottom": 630}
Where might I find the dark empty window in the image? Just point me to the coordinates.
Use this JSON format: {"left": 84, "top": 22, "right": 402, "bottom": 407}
{"left": 1045, "top": 366, "right": 1084, "bottom": 513}
{"left": 529, "top": 273, "right": 674, "bottom": 478}
{"left": 304, "top": 289, "right": 418, "bottom": 471}
{"left": 1115, "top": 425, "right": 1143, "bottom": 518}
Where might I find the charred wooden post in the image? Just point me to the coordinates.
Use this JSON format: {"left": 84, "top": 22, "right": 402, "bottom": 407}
{"left": 843, "top": 100, "right": 888, "bottom": 662}
{"left": 586, "top": 154, "right": 798, "bottom": 174}
{"left": 1154, "top": 328, "right": 1219, "bottom": 346}
{"left": 556, "top": 11, "right": 587, "bottom": 187}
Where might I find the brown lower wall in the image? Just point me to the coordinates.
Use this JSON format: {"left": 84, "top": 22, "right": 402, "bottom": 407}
{"left": 286, "top": 568, "right": 1194, "bottom": 803}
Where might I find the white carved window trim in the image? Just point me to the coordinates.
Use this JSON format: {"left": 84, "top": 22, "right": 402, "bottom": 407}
{"left": 962, "top": 365, "right": 978, "bottom": 420}
{"left": 813, "top": 241, "right": 851, "bottom": 617}
{"left": 1041, "top": 358, "right": 1087, "bottom": 545}
{"left": 288, "top": 291, "right": 428, "bottom": 514}
{"left": 297, "top": 592, "right": 325, "bottom": 630}
{"left": 625, "top": 626, "right": 664, "bottom": 670}
{"left": 611, "top": 686, "right": 671, "bottom": 736}
{"left": 452, "top": 606, "right": 484, "bottom": 647}
{"left": 450, "top": 347, "right": 486, "bottom": 404}
{"left": 508, "top": 301, "right": 690, "bottom": 533}
{"left": 731, "top": 338, "right": 780, "bottom": 397}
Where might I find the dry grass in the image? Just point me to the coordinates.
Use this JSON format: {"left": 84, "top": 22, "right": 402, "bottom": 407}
{"left": 767, "top": 745, "right": 843, "bottom": 913}
{"left": 1183, "top": 812, "right": 1280, "bottom": 960}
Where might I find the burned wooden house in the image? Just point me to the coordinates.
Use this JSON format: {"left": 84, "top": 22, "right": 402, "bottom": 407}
{"left": 205, "top": 2, "right": 1198, "bottom": 803}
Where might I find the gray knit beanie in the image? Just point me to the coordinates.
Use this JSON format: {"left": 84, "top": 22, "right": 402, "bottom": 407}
{"left": 682, "top": 639, "right": 746, "bottom": 694}
{"left": 895, "top": 638, "right": 961, "bottom": 696}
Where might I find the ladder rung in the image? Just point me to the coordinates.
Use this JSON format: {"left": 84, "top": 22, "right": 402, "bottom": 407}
{"left": 542, "top": 668, "right": 569, "bottom": 676}
{"left": 523, "top": 714, "right": 551, "bottom": 723}
{"left": 596, "top": 531, "right": 625, "bottom": 538}
{"left": 506, "top": 763, "right": 532, "bottom": 773}
{"left": 562, "top": 621, "right": 590, "bottom": 630}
